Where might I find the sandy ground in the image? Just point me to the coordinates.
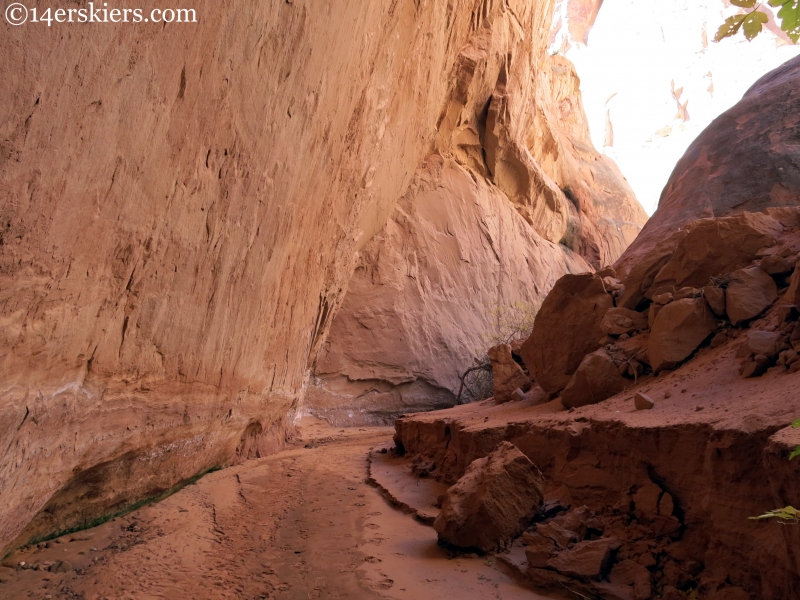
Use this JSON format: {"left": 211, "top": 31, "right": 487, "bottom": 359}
{"left": 0, "top": 417, "right": 561, "bottom": 600}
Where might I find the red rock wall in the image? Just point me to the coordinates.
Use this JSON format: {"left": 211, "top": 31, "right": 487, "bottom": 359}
{"left": 0, "top": 0, "right": 571, "bottom": 553}
{"left": 308, "top": 9, "right": 646, "bottom": 422}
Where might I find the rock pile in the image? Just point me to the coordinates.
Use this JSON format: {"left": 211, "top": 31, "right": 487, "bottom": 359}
{"left": 520, "top": 479, "right": 690, "bottom": 600}
{"left": 520, "top": 208, "right": 800, "bottom": 408}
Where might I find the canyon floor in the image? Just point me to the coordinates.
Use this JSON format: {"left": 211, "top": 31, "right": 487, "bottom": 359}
{"left": 0, "top": 417, "right": 561, "bottom": 600}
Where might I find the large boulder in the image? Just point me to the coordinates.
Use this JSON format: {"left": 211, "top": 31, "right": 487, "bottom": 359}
{"left": 726, "top": 266, "right": 778, "bottom": 326}
{"left": 433, "top": 442, "right": 544, "bottom": 553}
{"left": 617, "top": 212, "right": 782, "bottom": 310}
{"left": 521, "top": 273, "right": 614, "bottom": 394}
{"left": 614, "top": 54, "right": 800, "bottom": 295}
{"left": 487, "top": 343, "right": 532, "bottom": 404}
{"left": 649, "top": 298, "right": 717, "bottom": 373}
{"left": 561, "top": 350, "right": 628, "bottom": 409}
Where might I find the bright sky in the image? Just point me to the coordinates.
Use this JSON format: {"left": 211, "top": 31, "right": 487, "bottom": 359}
{"left": 556, "top": 0, "right": 800, "bottom": 215}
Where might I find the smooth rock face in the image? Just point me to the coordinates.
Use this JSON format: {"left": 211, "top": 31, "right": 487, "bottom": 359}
{"left": 521, "top": 274, "right": 614, "bottom": 394}
{"left": 310, "top": 15, "right": 646, "bottom": 421}
{"left": 649, "top": 299, "right": 717, "bottom": 373}
{"left": 614, "top": 54, "right": 800, "bottom": 290}
{"left": 726, "top": 266, "right": 779, "bottom": 326}
{"left": 433, "top": 442, "right": 544, "bottom": 553}
{"left": 561, "top": 350, "right": 628, "bottom": 409}
{"left": 306, "top": 158, "right": 588, "bottom": 423}
{"left": 487, "top": 344, "right": 532, "bottom": 405}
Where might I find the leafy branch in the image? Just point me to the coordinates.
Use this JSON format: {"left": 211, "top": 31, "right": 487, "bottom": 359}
{"left": 750, "top": 419, "right": 800, "bottom": 522}
{"left": 715, "top": 0, "right": 800, "bottom": 43}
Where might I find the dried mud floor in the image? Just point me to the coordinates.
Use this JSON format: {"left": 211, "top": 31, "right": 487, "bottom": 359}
{"left": 0, "top": 418, "right": 558, "bottom": 600}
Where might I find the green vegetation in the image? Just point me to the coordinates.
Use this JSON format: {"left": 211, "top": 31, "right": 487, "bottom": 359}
{"left": 3, "top": 465, "right": 222, "bottom": 559}
{"left": 716, "top": 0, "right": 800, "bottom": 43}
{"left": 749, "top": 419, "right": 800, "bottom": 524}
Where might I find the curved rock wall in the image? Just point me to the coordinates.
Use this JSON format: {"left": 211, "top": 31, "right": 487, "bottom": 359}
{"left": 307, "top": 7, "right": 646, "bottom": 423}
{"left": 615, "top": 54, "right": 800, "bottom": 308}
{"left": 306, "top": 156, "right": 589, "bottom": 425}
{"left": 0, "top": 0, "right": 565, "bottom": 554}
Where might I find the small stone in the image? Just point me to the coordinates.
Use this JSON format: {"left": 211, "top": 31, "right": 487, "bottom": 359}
{"left": 664, "top": 390, "right": 672, "bottom": 398}
{"left": 709, "top": 331, "right": 728, "bottom": 348}
{"left": 634, "top": 392, "right": 655, "bottom": 410}
{"left": 674, "top": 286, "right": 700, "bottom": 300}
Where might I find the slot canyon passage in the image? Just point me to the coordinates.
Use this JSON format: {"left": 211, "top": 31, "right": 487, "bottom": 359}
{"left": 2, "top": 1, "right": 800, "bottom": 599}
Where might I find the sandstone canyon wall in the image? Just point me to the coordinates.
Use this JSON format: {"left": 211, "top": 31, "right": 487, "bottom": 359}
{"left": 307, "top": 16, "right": 647, "bottom": 424}
{"left": 0, "top": 0, "right": 609, "bottom": 555}
{"left": 394, "top": 54, "right": 800, "bottom": 599}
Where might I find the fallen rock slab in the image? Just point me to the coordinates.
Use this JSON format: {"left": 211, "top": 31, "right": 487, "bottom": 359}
{"left": 561, "top": 350, "right": 628, "bottom": 409}
{"left": 726, "top": 266, "right": 778, "bottom": 326}
{"left": 433, "top": 441, "right": 544, "bottom": 553}
{"left": 546, "top": 538, "right": 621, "bottom": 580}
{"left": 649, "top": 298, "right": 717, "bottom": 373}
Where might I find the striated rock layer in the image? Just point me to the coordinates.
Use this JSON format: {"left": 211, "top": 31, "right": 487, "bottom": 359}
{"left": 0, "top": 0, "right": 613, "bottom": 554}
{"left": 307, "top": 6, "right": 647, "bottom": 423}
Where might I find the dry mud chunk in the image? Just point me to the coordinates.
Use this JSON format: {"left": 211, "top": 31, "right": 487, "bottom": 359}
{"left": 433, "top": 442, "right": 544, "bottom": 553}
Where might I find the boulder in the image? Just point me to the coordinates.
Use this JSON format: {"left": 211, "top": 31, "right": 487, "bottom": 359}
{"left": 433, "top": 442, "right": 544, "bottom": 553}
{"left": 561, "top": 350, "right": 628, "bottom": 409}
{"left": 521, "top": 273, "right": 614, "bottom": 394}
{"left": 601, "top": 308, "right": 648, "bottom": 336}
{"left": 649, "top": 298, "right": 716, "bottom": 373}
{"left": 536, "top": 520, "right": 581, "bottom": 549}
{"left": 652, "top": 292, "right": 674, "bottom": 305}
{"left": 787, "top": 263, "right": 800, "bottom": 306}
{"left": 487, "top": 344, "right": 532, "bottom": 404}
{"left": 546, "top": 538, "right": 621, "bottom": 580}
{"left": 726, "top": 266, "right": 778, "bottom": 326}
{"left": 674, "top": 287, "right": 700, "bottom": 300}
{"left": 614, "top": 54, "right": 800, "bottom": 308}
{"left": 760, "top": 255, "right": 793, "bottom": 276}
{"left": 617, "top": 213, "right": 782, "bottom": 310}
{"left": 744, "top": 331, "right": 783, "bottom": 359}
{"left": 703, "top": 286, "right": 726, "bottom": 317}
{"left": 523, "top": 533, "right": 557, "bottom": 568}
